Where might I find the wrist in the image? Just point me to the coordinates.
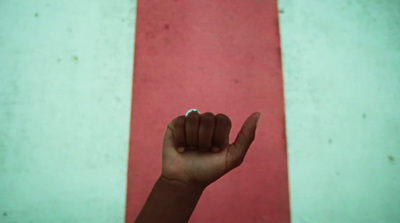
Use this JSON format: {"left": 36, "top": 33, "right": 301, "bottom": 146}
{"left": 159, "top": 175, "right": 207, "bottom": 193}
{"left": 135, "top": 176, "right": 205, "bottom": 222}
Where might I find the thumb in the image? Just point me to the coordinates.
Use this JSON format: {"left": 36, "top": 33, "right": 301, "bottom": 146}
{"left": 226, "top": 112, "right": 261, "bottom": 170}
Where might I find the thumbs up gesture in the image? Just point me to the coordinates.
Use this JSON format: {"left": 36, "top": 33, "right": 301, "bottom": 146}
{"left": 162, "top": 110, "right": 261, "bottom": 188}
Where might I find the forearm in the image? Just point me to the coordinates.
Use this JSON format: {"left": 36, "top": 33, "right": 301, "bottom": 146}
{"left": 135, "top": 176, "right": 205, "bottom": 223}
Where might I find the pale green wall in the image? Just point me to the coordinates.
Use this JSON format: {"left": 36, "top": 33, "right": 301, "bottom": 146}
{"left": 1, "top": 0, "right": 399, "bottom": 222}
{"left": 279, "top": 0, "right": 400, "bottom": 222}
{"left": 0, "top": 0, "right": 136, "bottom": 222}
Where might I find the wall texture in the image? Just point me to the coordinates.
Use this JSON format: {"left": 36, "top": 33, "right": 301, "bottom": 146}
{"left": 0, "top": 0, "right": 399, "bottom": 222}
{"left": 278, "top": 0, "right": 400, "bottom": 222}
{"left": 0, "top": 0, "right": 136, "bottom": 222}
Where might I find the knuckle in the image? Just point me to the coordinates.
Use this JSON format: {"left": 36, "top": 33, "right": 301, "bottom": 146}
{"left": 174, "top": 116, "right": 185, "bottom": 128}
{"left": 203, "top": 120, "right": 214, "bottom": 128}
{"left": 201, "top": 113, "right": 215, "bottom": 126}
{"left": 216, "top": 113, "right": 229, "bottom": 121}
{"left": 186, "top": 113, "right": 200, "bottom": 122}
{"left": 216, "top": 113, "right": 232, "bottom": 126}
{"left": 203, "top": 112, "right": 214, "bottom": 116}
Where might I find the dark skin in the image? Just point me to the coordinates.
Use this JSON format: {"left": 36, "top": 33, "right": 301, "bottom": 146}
{"left": 135, "top": 110, "right": 261, "bottom": 223}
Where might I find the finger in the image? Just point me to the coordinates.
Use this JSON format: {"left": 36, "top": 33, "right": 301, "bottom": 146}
{"left": 198, "top": 112, "right": 215, "bottom": 152}
{"left": 173, "top": 115, "right": 186, "bottom": 152}
{"left": 227, "top": 112, "right": 260, "bottom": 170}
{"left": 212, "top": 114, "right": 232, "bottom": 152}
{"left": 164, "top": 119, "right": 176, "bottom": 149}
{"left": 185, "top": 110, "right": 200, "bottom": 150}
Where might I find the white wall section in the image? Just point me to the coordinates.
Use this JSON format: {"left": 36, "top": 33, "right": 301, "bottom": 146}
{"left": 279, "top": 0, "right": 400, "bottom": 222}
{"left": 0, "top": 0, "right": 136, "bottom": 222}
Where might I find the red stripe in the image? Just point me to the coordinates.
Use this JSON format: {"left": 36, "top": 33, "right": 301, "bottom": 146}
{"left": 125, "top": 1, "right": 290, "bottom": 222}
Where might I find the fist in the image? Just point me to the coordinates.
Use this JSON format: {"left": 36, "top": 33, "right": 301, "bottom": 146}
{"left": 161, "top": 110, "right": 261, "bottom": 187}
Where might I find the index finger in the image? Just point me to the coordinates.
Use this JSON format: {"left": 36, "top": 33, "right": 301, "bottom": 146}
{"left": 172, "top": 115, "right": 186, "bottom": 151}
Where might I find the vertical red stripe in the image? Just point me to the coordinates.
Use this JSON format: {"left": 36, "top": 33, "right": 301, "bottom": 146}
{"left": 125, "top": 1, "right": 290, "bottom": 222}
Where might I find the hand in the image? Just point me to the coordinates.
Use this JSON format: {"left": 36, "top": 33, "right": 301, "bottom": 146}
{"left": 161, "top": 111, "right": 261, "bottom": 188}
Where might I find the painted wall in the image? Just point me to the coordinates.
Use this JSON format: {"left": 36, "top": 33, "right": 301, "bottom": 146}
{"left": 279, "top": 0, "right": 400, "bottom": 222}
{"left": 1, "top": 0, "right": 399, "bottom": 222}
{"left": 0, "top": 0, "right": 135, "bottom": 222}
